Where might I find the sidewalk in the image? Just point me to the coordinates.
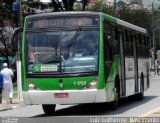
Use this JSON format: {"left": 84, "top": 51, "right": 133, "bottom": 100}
{"left": 0, "top": 99, "right": 25, "bottom": 111}
{"left": 150, "top": 71, "right": 160, "bottom": 78}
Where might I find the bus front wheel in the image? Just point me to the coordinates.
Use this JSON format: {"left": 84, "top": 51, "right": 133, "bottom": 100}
{"left": 110, "top": 76, "right": 120, "bottom": 110}
{"left": 110, "top": 87, "right": 119, "bottom": 110}
{"left": 42, "top": 104, "right": 56, "bottom": 115}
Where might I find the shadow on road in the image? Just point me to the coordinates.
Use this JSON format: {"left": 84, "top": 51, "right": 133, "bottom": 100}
{"left": 34, "top": 95, "right": 157, "bottom": 117}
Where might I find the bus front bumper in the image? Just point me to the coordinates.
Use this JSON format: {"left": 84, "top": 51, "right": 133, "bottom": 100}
{"left": 23, "top": 89, "right": 107, "bottom": 105}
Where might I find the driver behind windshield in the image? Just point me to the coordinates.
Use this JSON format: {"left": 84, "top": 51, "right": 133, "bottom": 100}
{"left": 83, "top": 39, "right": 98, "bottom": 56}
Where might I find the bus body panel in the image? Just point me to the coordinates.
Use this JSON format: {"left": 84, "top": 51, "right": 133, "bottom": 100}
{"left": 23, "top": 89, "right": 107, "bottom": 105}
{"left": 106, "top": 56, "right": 120, "bottom": 102}
{"left": 26, "top": 76, "right": 96, "bottom": 90}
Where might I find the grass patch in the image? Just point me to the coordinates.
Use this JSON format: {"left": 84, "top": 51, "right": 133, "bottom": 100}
{"left": 2, "top": 85, "right": 18, "bottom": 100}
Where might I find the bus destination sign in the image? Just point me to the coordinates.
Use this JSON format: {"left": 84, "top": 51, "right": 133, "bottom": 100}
{"left": 27, "top": 17, "right": 99, "bottom": 28}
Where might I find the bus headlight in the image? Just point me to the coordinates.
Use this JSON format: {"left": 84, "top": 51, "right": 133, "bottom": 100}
{"left": 27, "top": 80, "right": 38, "bottom": 90}
{"left": 85, "top": 77, "right": 98, "bottom": 89}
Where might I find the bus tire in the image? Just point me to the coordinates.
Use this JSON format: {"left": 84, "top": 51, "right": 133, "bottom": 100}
{"left": 42, "top": 104, "right": 56, "bottom": 115}
{"left": 110, "top": 76, "right": 120, "bottom": 110}
{"left": 136, "top": 74, "right": 144, "bottom": 100}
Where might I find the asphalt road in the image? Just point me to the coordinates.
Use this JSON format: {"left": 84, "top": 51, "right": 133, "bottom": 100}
{"left": 0, "top": 75, "right": 160, "bottom": 123}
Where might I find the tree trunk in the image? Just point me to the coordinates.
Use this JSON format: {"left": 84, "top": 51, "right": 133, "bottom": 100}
{"left": 4, "top": 43, "right": 9, "bottom": 67}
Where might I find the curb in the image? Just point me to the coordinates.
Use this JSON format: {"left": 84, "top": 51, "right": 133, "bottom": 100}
{"left": 140, "top": 108, "right": 160, "bottom": 117}
{"left": 0, "top": 104, "right": 13, "bottom": 111}
{"left": 0, "top": 102, "right": 25, "bottom": 112}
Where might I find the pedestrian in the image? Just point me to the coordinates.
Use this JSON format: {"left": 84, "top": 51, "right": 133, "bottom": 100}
{"left": 1, "top": 63, "right": 14, "bottom": 104}
{"left": 155, "top": 60, "right": 158, "bottom": 75}
{"left": 0, "top": 72, "right": 3, "bottom": 103}
{"left": 157, "top": 61, "right": 160, "bottom": 75}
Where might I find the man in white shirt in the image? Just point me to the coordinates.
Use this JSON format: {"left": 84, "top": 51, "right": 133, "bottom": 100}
{"left": 1, "top": 63, "right": 14, "bottom": 104}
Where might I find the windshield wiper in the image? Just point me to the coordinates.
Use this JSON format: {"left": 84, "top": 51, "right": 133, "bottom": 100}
{"left": 67, "top": 27, "right": 82, "bottom": 47}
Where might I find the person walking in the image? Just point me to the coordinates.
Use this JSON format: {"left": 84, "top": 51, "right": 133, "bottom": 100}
{"left": 0, "top": 72, "right": 3, "bottom": 103}
{"left": 1, "top": 63, "right": 14, "bottom": 104}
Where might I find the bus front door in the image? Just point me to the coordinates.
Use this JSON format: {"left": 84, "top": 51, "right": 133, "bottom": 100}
{"left": 119, "top": 31, "right": 125, "bottom": 96}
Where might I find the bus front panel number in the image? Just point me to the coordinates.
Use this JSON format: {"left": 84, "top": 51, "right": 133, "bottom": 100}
{"left": 74, "top": 81, "right": 87, "bottom": 86}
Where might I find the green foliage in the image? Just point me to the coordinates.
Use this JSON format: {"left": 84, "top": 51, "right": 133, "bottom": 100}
{"left": 0, "top": 0, "right": 14, "bottom": 21}
{"left": 118, "top": 8, "right": 152, "bottom": 33}
{"left": 50, "top": 0, "right": 89, "bottom": 11}
{"left": 88, "top": 1, "right": 152, "bottom": 34}
{"left": 22, "top": 0, "right": 46, "bottom": 15}
{"left": 0, "top": 0, "right": 16, "bottom": 65}
{"left": 23, "top": 0, "right": 41, "bottom": 9}
{"left": 85, "top": 1, "right": 115, "bottom": 16}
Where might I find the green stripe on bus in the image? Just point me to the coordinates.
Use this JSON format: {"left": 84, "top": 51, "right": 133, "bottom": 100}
{"left": 101, "top": 13, "right": 117, "bottom": 24}
{"left": 97, "top": 13, "right": 105, "bottom": 89}
{"left": 107, "top": 56, "right": 120, "bottom": 82}
{"left": 22, "top": 18, "right": 27, "bottom": 91}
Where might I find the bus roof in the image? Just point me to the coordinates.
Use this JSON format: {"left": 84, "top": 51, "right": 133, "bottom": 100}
{"left": 26, "top": 11, "right": 100, "bottom": 19}
{"left": 26, "top": 11, "right": 147, "bottom": 34}
{"left": 101, "top": 13, "right": 147, "bottom": 34}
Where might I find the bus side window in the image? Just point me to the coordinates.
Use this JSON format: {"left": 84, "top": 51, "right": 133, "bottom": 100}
{"left": 129, "top": 31, "right": 134, "bottom": 56}
{"left": 146, "top": 36, "right": 150, "bottom": 57}
{"left": 112, "top": 26, "right": 120, "bottom": 56}
{"left": 106, "top": 32, "right": 113, "bottom": 61}
{"left": 137, "top": 34, "right": 141, "bottom": 57}
{"left": 104, "top": 21, "right": 113, "bottom": 80}
{"left": 104, "top": 22, "right": 113, "bottom": 61}
{"left": 143, "top": 36, "right": 146, "bottom": 57}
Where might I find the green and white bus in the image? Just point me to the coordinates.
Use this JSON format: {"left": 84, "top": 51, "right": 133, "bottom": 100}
{"left": 13, "top": 12, "right": 150, "bottom": 114}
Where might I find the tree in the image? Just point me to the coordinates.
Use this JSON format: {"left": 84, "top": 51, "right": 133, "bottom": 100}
{"left": 0, "top": 1, "right": 15, "bottom": 66}
{"left": 22, "top": 0, "right": 46, "bottom": 15}
{"left": 62, "top": 0, "right": 75, "bottom": 11}
{"left": 86, "top": 1, "right": 152, "bottom": 34}
{"left": 85, "top": 1, "right": 114, "bottom": 15}
{"left": 130, "top": 0, "right": 142, "bottom": 4}
{"left": 118, "top": 7, "right": 152, "bottom": 33}
{"left": 0, "top": 22, "right": 13, "bottom": 65}
{"left": 50, "top": 0, "right": 89, "bottom": 11}
{"left": 117, "top": 0, "right": 127, "bottom": 8}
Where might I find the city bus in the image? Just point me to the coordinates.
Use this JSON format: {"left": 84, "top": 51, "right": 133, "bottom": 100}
{"left": 12, "top": 12, "right": 150, "bottom": 114}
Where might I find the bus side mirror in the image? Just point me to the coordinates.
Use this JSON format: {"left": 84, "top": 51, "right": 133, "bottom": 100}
{"left": 11, "top": 27, "right": 23, "bottom": 52}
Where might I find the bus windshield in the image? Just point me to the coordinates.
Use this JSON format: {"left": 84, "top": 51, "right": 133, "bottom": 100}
{"left": 27, "top": 29, "right": 99, "bottom": 74}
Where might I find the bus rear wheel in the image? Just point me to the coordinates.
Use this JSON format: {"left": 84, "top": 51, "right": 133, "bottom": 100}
{"left": 42, "top": 104, "right": 56, "bottom": 115}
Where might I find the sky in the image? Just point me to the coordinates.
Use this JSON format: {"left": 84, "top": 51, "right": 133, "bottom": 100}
{"left": 143, "top": 0, "right": 160, "bottom": 6}
{"left": 40, "top": 0, "right": 51, "bottom": 2}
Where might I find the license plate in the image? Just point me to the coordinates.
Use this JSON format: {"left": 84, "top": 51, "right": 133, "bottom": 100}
{"left": 54, "top": 93, "right": 68, "bottom": 98}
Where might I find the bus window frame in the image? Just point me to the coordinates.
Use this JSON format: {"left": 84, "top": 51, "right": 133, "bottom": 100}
{"left": 25, "top": 27, "right": 100, "bottom": 76}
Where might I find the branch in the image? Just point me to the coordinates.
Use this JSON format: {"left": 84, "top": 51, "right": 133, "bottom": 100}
{"left": 56, "top": 0, "right": 64, "bottom": 11}
{"left": 50, "top": 0, "right": 60, "bottom": 11}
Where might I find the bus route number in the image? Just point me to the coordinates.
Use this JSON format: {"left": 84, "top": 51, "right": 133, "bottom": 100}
{"left": 74, "top": 81, "right": 87, "bottom": 86}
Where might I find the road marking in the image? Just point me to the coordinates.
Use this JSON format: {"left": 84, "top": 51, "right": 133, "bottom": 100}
{"left": 140, "top": 107, "right": 160, "bottom": 117}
